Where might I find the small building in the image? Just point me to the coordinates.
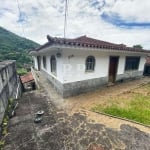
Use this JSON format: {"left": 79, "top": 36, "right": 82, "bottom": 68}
{"left": 30, "top": 35, "right": 150, "bottom": 97}
{"left": 143, "top": 56, "right": 150, "bottom": 76}
{"left": 20, "top": 72, "right": 35, "bottom": 91}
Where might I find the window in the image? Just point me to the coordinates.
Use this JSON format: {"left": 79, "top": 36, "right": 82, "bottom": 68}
{"left": 86, "top": 56, "right": 95, "bottom": 71}
{"left": 43, "top": 56, "right": 46, "bottom": 69}
{"left": 125, "top": 56, "right": 140, "bottom": 71}
{"left": 51, "top": 55, "right": 56, "bottom": 74}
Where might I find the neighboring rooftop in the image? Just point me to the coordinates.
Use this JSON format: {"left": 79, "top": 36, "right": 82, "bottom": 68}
{"left": 30, "top": 35, "right": 150, "bottom": 53}
{"left": 20, "top": 72, "right": 34, "bottom": 84}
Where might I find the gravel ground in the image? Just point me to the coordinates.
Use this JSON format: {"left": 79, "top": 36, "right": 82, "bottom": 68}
{"left": 4, "top": 89, "right": 150, "bottom": 150}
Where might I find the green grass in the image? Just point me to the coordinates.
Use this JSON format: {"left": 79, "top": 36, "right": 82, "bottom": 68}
{"left": 17, "top": 68, "right": 28, "bottom": 76}
{"left": 92, "top": 94, "right": 150, "bottom": 125}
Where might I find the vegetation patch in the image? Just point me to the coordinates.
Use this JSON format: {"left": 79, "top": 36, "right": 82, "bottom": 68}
{"left": 92, "top": 84, "right": 150, "bottom": 126}
{"left": 0, "top": 98, "right": 17, "bottom": 149}
{"left": 17, "top": 68, "right": 28, "bottom": 76}
{"left": 0, "top": 26, "right": 39, "bottom": 69}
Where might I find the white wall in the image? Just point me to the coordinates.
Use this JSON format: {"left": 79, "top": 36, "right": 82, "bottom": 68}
{"left": 39, "top": 51, "right": 64, "bottom": 83}
{"left": 62, "top": 49, "right": 146, "bottom": 83}
{"left": 62, "top": 49, "right": 109, "bottom": 83}
{"left": 33, "top": 56, "right": 38, "bottom": 70}
{"left": 117, "top": 56, "right": 125, "bottom": 74}
{"left": 139, "top": 56, "right": 146, "bottom": 71}
{"left": 117, "top": 54, "right": 146, "bottom": 74}
{"left": 33, "top": 48, "right": 146, "bottom": 84}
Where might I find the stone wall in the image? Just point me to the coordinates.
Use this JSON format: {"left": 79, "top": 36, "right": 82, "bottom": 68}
{"left": 41, "top": 69, "right": 143, "bottom": 98}
{"left": 63, "top": 77, "right": 108, "bottom": 97}
{"left": 41, "top": 69, "right": 63, "bottom": 95}
{"left": 63, "top": 71, "right": 143, "bottom": 97}
{"left": 41, "top": 68, "right": 108, "bottom": 97}
{"left": 0, "top": 60, "right": 21, "bottom": 124}
{"left": 116, "top": 71, "right": 143, "bottom": 82}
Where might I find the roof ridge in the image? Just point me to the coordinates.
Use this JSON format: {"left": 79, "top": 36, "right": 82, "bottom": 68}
{"left": 74, "top": 35, "right": 87, "bottom": 39}
{"left": 30, "top": 35, "right": 150, "bottom": 53}
{"left": 75, "top": 35, "right": 121, "bottom": 46}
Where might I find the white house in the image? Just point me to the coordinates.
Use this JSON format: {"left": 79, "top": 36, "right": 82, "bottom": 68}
{"left": 30, "top": 35, "right": 150, "bottom": 97}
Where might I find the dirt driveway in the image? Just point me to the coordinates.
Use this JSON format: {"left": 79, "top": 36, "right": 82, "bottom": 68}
{"left": 5, "top": 71, "right": 148, "bottom": 150}
{"left": 4, "top": 89, "right": 150, "bottom": 150}
{"left": 65, "top": 77, "right": 150, "bottom": 112}
{"left": 35, "top": 71, "right": 150, "bottom": 133}
{"left": 64, "top": 77, "right": 150, "bottom": 132}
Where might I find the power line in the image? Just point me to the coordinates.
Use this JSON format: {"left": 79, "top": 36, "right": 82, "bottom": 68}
{"left": 16, "top": 0, "right": 25, "bottom": 37}
{"left": 64, "top": 0, "right": 68, "bottom": 38}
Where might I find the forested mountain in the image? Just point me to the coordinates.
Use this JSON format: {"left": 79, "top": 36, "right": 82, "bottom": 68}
{"left": 0, "top": 26, "right": 40, "bottom": 68}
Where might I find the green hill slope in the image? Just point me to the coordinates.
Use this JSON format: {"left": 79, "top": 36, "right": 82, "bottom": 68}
{"left": 0, "top": 26, "right": 40, "bottom": 69}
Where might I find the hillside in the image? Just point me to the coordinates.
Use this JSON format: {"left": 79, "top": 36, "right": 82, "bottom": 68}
{"left": 0, "top": 26, "right": 40, "bottom": 69}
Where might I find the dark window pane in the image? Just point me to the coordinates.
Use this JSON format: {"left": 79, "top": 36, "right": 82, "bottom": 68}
{"left": 125, "top": 57, "right": 140, "bottom": 71}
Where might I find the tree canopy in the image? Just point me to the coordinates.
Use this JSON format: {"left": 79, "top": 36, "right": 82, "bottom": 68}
{"left": 133, "top": 44, "right": 143, "bottom": 49}
{"left": 0, "top": 26, "right": 40, "bottom": 68}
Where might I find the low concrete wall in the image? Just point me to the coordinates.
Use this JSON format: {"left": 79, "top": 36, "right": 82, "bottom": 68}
{"left": 41, "top": 69, "right": 108, "bottom": 97}
{"left": 116, "top": 71, "right": 143, "bottom": 82}
{"left": 41, "top": 69, "right": 63, "bottom": 95}
{"left": 0, "top": 61, "right": 21, "bottom": 125}
{"left": 63, "top": 77, "right": 108, "bottom": 97}
{"left": 40, "top": 69, "right": 143, "bottom": 98}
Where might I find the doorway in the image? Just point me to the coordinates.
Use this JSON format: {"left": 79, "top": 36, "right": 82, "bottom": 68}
{"left": 108, "top": 56, "right": 119, "bottom": 83}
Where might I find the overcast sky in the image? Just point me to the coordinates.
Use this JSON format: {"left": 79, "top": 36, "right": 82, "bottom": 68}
{"left": 0, "top": 0, "right": 150, "bottom": 49}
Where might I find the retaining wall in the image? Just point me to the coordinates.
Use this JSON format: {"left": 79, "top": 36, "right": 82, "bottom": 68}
{"left": 0, "top": 60, "right": 22, "bottom": 125}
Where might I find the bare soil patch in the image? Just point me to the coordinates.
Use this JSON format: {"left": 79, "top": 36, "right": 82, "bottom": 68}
{"left": 65, "top": 77, "right": 150, "bottom": 132}
{"left": 65, "top": 77, "right": 150, "bottom": 112}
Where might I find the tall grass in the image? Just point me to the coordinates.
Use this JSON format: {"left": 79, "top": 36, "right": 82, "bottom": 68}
{"left": 92, "top": 94, "right": 150, "bottom": 125}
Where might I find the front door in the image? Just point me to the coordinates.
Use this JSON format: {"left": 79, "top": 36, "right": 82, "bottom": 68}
{"left": 108, "top": 56, "right": 119, "bottom": 83}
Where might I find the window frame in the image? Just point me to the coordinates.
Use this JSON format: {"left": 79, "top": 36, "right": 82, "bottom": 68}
{"left": 125, "top": 56, "right": 140, "bottom": 71}
{"left": 43, "top": 56, "right": 47, "bottom": 69}
{"left": 50, "top": 55, "right": 56, "bottom": 75}
{"left": 85, "top": 56, "right": 95, "bottom": 72}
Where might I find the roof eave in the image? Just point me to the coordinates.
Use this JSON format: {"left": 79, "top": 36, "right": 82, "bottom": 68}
{"left": 29, "top": 44, "right": 150, "bottom": 55}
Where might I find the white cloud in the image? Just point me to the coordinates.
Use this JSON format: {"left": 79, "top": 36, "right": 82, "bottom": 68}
{"left": 0, "top": 0, "right": 150, "bottom": 49}
{"left": 104, "top": 0, "right": 150, "bottom": 21}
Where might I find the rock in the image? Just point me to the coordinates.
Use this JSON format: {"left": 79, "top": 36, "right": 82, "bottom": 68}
{"left": 87, "top": 143, "right": 104, "bottom": 150}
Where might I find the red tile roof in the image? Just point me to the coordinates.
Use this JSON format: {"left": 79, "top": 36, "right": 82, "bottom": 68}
{"left": 20, "top": 72, "right": 34, "bottom": 83}
{"left": 30, "top": 35, "right": 150, "bottom": 53}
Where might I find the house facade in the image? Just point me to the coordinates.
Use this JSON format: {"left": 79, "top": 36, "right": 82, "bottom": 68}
{"left": 30, "top": 35, "right": 149, "bottom": 97}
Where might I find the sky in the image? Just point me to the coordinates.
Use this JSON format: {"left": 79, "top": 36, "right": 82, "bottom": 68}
{"left": 0, "top": 0, "right": 150, "bottom": 49}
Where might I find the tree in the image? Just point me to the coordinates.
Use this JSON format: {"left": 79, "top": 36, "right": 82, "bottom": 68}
{"left": 133, "top": 45, "right": 143, "bottom": 49}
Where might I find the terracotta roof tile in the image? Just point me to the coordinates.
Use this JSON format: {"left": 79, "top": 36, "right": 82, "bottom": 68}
{"left": 20, "top": 72, "right": 34, "bottom": 84}
{"left": 30, "top": 35, "right": 150, "bottom": 53}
